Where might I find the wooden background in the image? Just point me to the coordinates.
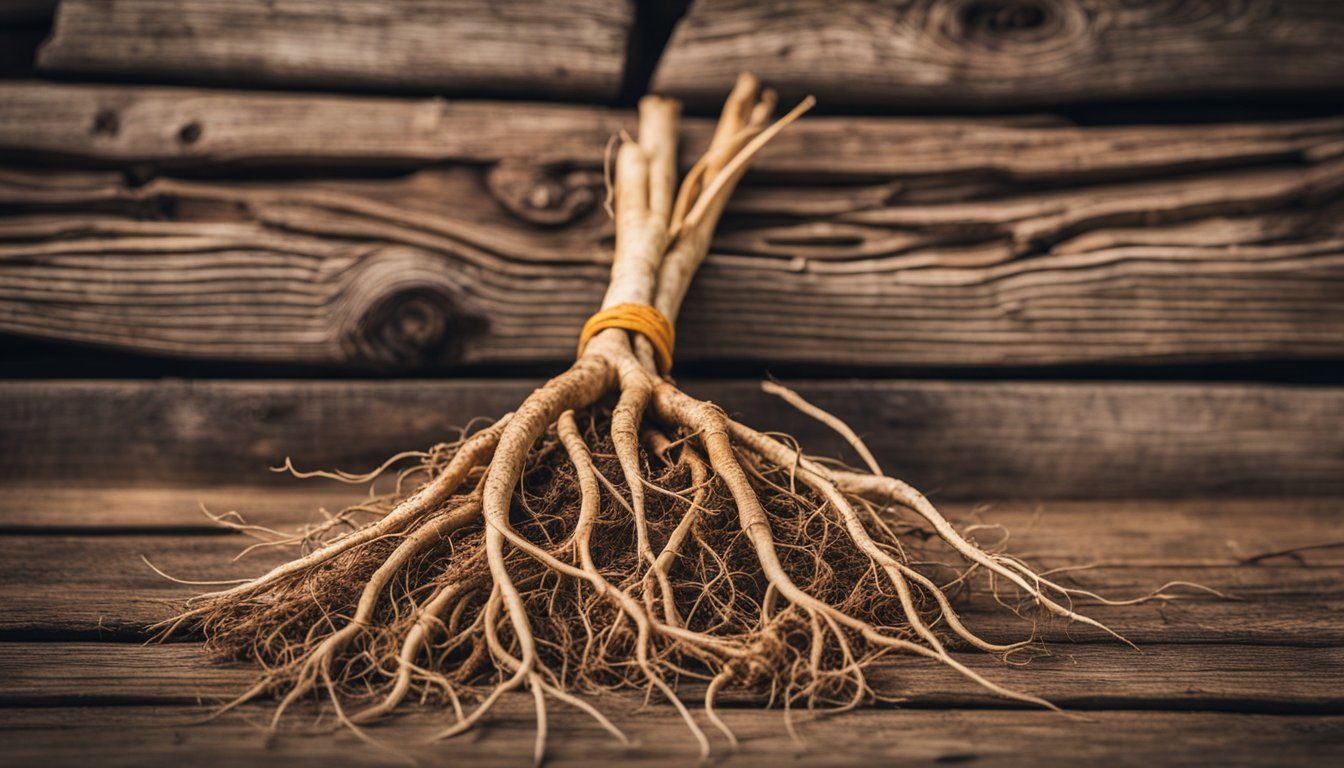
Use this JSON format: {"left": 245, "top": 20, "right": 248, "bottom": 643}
{"left": 1, "top": 1, "right": 1342, "bottom": 765}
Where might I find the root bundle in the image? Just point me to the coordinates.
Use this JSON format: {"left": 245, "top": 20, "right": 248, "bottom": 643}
{"left": 160, "top": 73, "right": 1173, "bottom": 761}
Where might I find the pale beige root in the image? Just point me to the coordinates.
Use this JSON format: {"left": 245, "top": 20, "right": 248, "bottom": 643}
{"left": 165, "top": 73, "right": 1161, "bottom": 764}
{"left": 648, "top": 383, "right": 1066, "bottom": 714}
{"left": 655, "top": 88, "right": 815, "bottom": 326}
{"left": 152, "top": 418, "right": 510, "bottom": 639}
{"left": 266, "top": 499, "right": 484, "bottom": 729}
{"left": 740, "top": 386, "right": 1203, "bottom": 636}
{"left": 761, "top": 379, "right": 883, "bottom": 476}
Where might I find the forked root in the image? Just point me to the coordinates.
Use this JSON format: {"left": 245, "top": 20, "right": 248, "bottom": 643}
{"left": 159, "top": 73, "right": 1196, "bottom": 763}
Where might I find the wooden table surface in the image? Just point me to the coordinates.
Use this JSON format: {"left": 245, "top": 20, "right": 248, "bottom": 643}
{"left": 2, "top": 380, "right": 1342, "bottom": 766}
{"left": 6, "top": 0, "right": 1344, "bottom": 764}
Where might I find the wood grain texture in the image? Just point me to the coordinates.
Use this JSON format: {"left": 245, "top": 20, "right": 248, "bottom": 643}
{"left": 3, "top": 379, "right": 1343, "bottom": 498}
{"left": 2, "top": 83, "right": 1342, "bottom": 368}
{"left": 3, "top": 706, "right": 1339, "bottom": 767}
{"left": 4, "top": 502, "right": 1341, "bottom": 644}
{"left": 36, "top": 0, "right": 631, "bottom": 101}
{"left": 3, "top": 640, "right": 1342, "bottom": 712}
{"left": 653, "top": 0, "right": 1344, "bottom": 110}
{"left": 3, "top": 395, "right": 1340, "bottom": 763}
{"left": 4, "top": 82, "right": 1340, "bottom": 174}
{"left": 0, "top": 81, "right": 631, "bottom": 167}
{"left": 6, "top": 486, "right": 1342, "bottom": 543}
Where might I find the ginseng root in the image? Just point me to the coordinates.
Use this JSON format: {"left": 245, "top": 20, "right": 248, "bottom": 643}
{"left": 159, "top": 73, "right": 1187, "bottom": 763}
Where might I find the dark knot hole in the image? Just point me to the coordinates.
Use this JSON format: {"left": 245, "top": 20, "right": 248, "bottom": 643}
{"left": 960, "top": 0, "right": 1050, "bottom": 34}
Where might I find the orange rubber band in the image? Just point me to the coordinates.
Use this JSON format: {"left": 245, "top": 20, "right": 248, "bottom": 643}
{"left": 576, "top": 303, "right": 676, "bottom": 373}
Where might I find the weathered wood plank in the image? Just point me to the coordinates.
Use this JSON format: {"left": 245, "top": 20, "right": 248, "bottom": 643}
{"left": 2, "top": 640, "right": 1339, "bottom": 713}
{"left": 4, "top": 532, "right": 1339, "bottom": 644}
{"left": 2, "top": 179, "right": 1343, "bottom": 369}
{"left": 0, "top": 82, "right": 630, "bottom": 167}
{"left": 0, "top": 485, "right": 366, "bottom": 530}
{"left": 4, "top": 82, "right": 1340, "bottom": 174}
{"left": 5, "top": 486, "right": 1341, "bottom": 548}
{"left": 653, "top": 0, "right": 1344, "bottom": 110}
{"left": 2, "top": 493, "right": 1340, "bottom": 642}
{"left": 2, "top": 84, "right": 1341, "bottom": 368}
{"left": 3, "top": 380, "right": 1342, "bottom": 498}
{"left": 36, "top": 0, "right": 631, "bottom": 102}
{"left": 4, "top": 706, "right": 1339, "bottom": 768}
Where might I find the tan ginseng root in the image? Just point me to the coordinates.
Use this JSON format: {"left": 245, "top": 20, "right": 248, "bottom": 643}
{"left": 160, "top": 73, "right": 1199, "bottom": 763}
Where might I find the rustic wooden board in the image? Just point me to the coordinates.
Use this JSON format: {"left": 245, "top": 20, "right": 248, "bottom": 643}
{"left": 3, "top": 639, "right": 1341, "bottom": 712}
{"left": 10, "top": 82, "right": 1341, "bottom": 173}
{"left": 3, "top": 172, "right": 1342, "bottom": 369}
{"left": 3, "top": 83, "right": 1342, "bottom": 368}
{"left": 36, "top": 0, "right": 631, "bottom": 101}
{"left": 5, "top": 486, "right": 1342, "bottom": 544}
{"left": 4, "top": 524, "right": 1341, "bottom": 644}
{"left": 3, "top": 706, "right": 1338, "bottom": 767}
{"left": 653, "top": 0, "right": 1344, "bottom": 110}
{"left": 3, "top": 380, "right": 1343, "bottom": 498}
{"left": 6, "top": 491, "right": 1343, "bottom": 567}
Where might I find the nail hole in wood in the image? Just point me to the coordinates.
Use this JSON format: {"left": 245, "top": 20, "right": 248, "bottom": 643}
{"left": 178, "top": 122, "right": 203, "bottom": 145}
{"left": 92, "top": 109, "right": 120, "bottom": 137}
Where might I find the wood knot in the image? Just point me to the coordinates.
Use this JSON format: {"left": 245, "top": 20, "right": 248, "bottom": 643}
{"left": 960, "top": 0, "right": 1049, "bottom": 34}
{"left": 334, "top": 247, "right": 486, "bottom": 367}
{"left": 91, "top": 109, "right": 120, "bottom": 137}
{"left": 485, "top": 161, "right": 602, "bottom": 227}
{"left": 940, "top": 0, "right": 1083, "bottom": 53}
{"left": 177, "top": 121, "right": 203, "bottom": 145}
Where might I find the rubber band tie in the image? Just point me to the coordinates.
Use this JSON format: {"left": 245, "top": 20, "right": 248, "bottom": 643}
{"left": 576, "top": 303, "right": 676, "bottom": 374}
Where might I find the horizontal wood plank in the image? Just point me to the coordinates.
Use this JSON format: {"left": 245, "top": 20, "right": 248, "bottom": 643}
{"left": 3, "top": 537, "right": 1339, "bottom": 645}
{"left": 0, "top": 81, "right": 632, "bottom": 167}
{"left": 36, "top": 0, "right": 630, "bottom": 101}
{"left": 3, "top": 490, "right": 1340, "bottom": 760}
{"left": 3, "top": 171, "right": 1342, "bottom": 369}
{"left": 1, "top": 495, "right": 1340, "bottom": 644}
{"left": 5, "top": 486, "right": 1341, "bottom": 550}
{"left": 654, "top": 0, "right": 1344, "bottom": 110}
{"left": 3, "top": 705, "right": 1339, "bottom": 767}
{"left": 3, "top": 83, "right": 1342, "bottom": 368}
{"left": 3, "top": 379, "right": 1341, "bottom": 498}
{"left": 3, "top": 84, "right": 1342, "bottom": 369}
{"left": 11, "top": 82, "right": 1341, "bottom": 174}
{"left": 2, "top": 640, "right": 1339, "bottom": 713}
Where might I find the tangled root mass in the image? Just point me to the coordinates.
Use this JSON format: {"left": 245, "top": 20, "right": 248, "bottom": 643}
{"left": 199, "top": 403, "right": 951, "bottom": 704}
{"left": 153, "top": 75, "right": 1202, "bottom": 761}
{"left": 160, "top": 389, "right": 1191, "bottom": 759}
